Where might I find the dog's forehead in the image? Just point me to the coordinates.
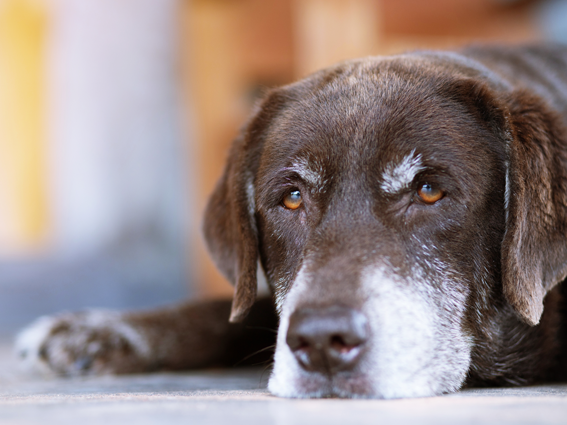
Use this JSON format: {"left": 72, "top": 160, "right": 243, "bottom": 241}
{"left": 258, "top": 60, "right": 493, "bottom": 186}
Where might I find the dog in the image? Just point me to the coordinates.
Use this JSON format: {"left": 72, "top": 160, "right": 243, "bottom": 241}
{"left": 15, "top": 44, "right": 567, "bottom": 399}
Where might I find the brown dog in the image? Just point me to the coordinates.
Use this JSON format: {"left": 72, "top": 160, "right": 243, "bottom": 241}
{"left": 16, "top": 44, "right": 567, "bottom": 398}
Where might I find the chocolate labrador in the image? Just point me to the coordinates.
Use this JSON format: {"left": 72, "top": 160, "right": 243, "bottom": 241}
{"left": 16, "top": 44, "right": 567, "bottom": 398}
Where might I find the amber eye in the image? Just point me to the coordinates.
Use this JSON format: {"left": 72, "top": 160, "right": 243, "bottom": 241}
{"left": 417, "top": 183, "right": 443, "bottom": 204}
{"left": 283, "top": 190, "right": 302, "bottom": 210}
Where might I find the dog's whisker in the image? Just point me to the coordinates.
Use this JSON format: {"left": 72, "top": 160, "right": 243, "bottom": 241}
{"left": 234, "top": 344, "right": 276, "bottom": 367}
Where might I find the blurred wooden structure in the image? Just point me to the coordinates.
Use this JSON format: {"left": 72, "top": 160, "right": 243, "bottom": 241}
{"left": 183, "top": 0, "right": 541, "bottom": 297}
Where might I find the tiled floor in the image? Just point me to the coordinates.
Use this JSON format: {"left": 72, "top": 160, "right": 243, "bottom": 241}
{"left": 1, "top": 340, "right": 567, "bottom": 425}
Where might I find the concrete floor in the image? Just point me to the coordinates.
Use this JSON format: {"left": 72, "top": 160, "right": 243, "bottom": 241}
{"left": 2, "top": 341, "right": 567, "bottom": 425}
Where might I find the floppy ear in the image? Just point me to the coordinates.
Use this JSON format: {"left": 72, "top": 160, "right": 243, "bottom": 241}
{"left": 203, "top": 135, "right": 258, "bottom": 323}
{"left": 501, "top": 90, "right": 567, "bottom": 326}
{"left": 203, "top": 91, "right": 286, "bottom": 322}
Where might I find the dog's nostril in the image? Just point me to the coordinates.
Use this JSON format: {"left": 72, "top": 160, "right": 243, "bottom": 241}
{"left": 297, "top": 338, "right": 311, "bottom": 350}
{"left": 286, "top": 306, "right": 368, "bottom": 374}
{"left": 329, "top": 335, "right": 359, "bottom": 354}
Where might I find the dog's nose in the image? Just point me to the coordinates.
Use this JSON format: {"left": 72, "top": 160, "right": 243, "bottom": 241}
{"left": 286, "top": 306, "right": 368, "bottom": 374}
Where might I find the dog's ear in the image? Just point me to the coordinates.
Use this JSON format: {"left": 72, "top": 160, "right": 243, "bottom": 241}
{"left": 203, "top": 134, "right": 258, "bottom": 323}
{"left": 501, "top": 91, "right": 567, "bottom": 326}
{"left": 448, "top": 77, "right": 567, "bottom": 326}
{"left": 203, "top": 91, "right": 286, "bottom": 322}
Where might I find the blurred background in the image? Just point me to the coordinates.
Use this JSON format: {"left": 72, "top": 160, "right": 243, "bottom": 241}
{"left": 0, "top": 0, "right": 564, "bottom": 336}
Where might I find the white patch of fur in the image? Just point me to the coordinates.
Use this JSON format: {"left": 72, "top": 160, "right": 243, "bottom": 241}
{"left": 268, "top": 261, "right": 472, "bottom": 399}
{"left": 273, "top": 269, "right": 295, "bottom": 314}
{"left": 257, "top": 260, "right": 270, "bottom": 296}
{"left": 15, "top": 315, "right": 59, "bottom": 376}
{"left": 381, "top": 151, "right": 424, "bottom": 194}
{"left": 15, "top": 310, "right": 150, "bottom": 375}
{"left": 245, "top": 173, "right": 256, "bottom": 217}
{"left": 361, "top": 266, "right": 471, "bottom": 398}
{"left": 292, "top": 158, "right": 324, "bottom": 190}
{"left": 268, "top": 264, "right": 314, "bottom": 397}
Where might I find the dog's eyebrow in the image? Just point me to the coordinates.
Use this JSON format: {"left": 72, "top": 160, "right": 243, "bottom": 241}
{"left": 381, "top": 151, "right": 424, "bottom": 194}
{"left": 291, "top": 158, "right": 324, "bottom": 188}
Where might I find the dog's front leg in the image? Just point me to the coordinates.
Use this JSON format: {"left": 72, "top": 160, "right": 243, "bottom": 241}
{"left": 15, "top": 297, "right": 277, "bottom": 376}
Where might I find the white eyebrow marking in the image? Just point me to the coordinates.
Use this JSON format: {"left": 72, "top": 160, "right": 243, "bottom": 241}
{"left": 381, "top": 150, "right": 424, "bottom": 194}
{"left": 292, "top": 158, "right": 324, "bottom": 188}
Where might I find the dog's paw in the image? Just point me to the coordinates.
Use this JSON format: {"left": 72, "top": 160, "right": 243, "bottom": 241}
{"left": 15, "top": 310, "right": 152, "bottom": 377}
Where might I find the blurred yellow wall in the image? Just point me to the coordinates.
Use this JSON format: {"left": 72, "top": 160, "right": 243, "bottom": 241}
{"left": 0, "top": 0, "right": 48, "bottom": 254}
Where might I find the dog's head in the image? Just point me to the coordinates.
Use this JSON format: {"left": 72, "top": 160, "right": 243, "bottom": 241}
{"left": 204, "top": 52, "right": 567, "bottom": 398}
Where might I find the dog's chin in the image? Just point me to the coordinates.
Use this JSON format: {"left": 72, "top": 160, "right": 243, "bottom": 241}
{"left": 268, "top": 367, "right": 453, "bottom": 399}
{"left": 268, "top": 371, "right": 373, "bottom": 399}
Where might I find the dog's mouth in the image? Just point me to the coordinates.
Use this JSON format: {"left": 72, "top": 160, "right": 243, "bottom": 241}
{"left": 285, "top": 369, "right": 375, "bottom": 399}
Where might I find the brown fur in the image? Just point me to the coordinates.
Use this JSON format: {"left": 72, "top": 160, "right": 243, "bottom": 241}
{"left": 19, "top": 44, "right": 567, "bottom": 395}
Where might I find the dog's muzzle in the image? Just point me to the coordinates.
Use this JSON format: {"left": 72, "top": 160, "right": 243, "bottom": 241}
{"left": 285, "top": 306, "right": 369, "bottom": 374}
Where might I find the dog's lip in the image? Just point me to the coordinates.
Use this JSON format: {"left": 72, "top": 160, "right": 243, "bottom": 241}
{"left": 290, "top": 369, "right": 374, "bottom": 398}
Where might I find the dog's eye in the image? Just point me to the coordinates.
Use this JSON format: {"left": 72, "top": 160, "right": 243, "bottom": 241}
{"left": 417, "top": 183, "right": 443, "bottom": 204}
{"left": 283, "top": 190, "right": 302, "bottom": 210}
